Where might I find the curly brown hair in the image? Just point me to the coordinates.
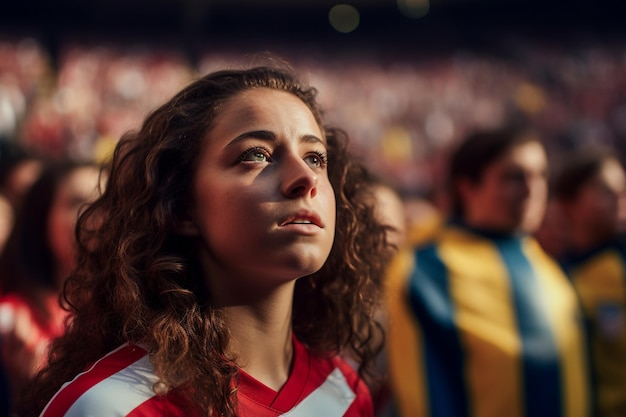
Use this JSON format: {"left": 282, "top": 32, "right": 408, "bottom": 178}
{"left": 20, "top": 66, "right": 391, "bottom": 417}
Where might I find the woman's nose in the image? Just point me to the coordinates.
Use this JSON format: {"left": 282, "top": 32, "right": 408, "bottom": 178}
{"left": 280, "top": 156, "right": 318, "bottom": 198}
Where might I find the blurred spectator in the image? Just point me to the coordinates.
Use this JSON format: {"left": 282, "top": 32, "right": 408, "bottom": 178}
{"left": 1, "top": 156, "right": 43, "bottom": 211}
{"left": 0, "top": 160, "right": 103, "bottom": 412}
{"left": 554, "top": 147, "right": 626, "bottom": 417}
{"left": 384, "top": 125, "right": 591, "bottom": 417}
{"left": 359, "top": 174, "right": 408, "bottom": 417}
{"left": 0, "top": 194, "right": 13, "bottom": 256}
{"left": 365, "top": 175, "right": 408, "bottom": 251}
{"left": 337, "top": 171, "right": 406, "bottom": 412}
{"left": 0, "top": 193, "right": 12, "bottom": 417}
{"left": 0, "top": 142, "right": 44, "bottom": 213}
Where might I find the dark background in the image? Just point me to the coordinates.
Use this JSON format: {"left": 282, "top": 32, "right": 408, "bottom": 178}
{"left": 3, "top": 0, "right": 626, "bottom": 64}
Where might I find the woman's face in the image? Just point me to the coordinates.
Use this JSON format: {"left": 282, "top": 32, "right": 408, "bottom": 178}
{"left": 47, "top": 166, "right": 102, "bottom": 279}
{"left": 186, "top": 88, "right": 336, "bottom": 295}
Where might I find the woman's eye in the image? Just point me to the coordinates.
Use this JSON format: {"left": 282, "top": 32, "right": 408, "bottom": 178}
{"left": 239, "top": 147, "right": 270, "bottom": 163}
{"left": 305, "top": 152, "right": 328, "bottom": 168}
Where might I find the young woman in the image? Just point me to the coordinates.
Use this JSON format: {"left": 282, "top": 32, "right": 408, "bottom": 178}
{"left": 20, "top": 66, "right": 390, "bottom": 417}
{"left": 0, "top": 161, "right": 103, "bottom": 410}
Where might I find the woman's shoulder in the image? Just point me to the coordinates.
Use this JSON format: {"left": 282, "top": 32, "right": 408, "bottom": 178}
{"left": 39, "top": 344, "right": 187, "bottom": 417}
{"left": 329, "top": 355, "right": 371, "bottom": 397}
{"left": 293, "top": 337, "right": 370, "bottom": 400}
{"left": 286, "top": 346, "right": 373, "bottom": 417}
{"left": 328, "top": 356, "right": 373, "bottom": 417}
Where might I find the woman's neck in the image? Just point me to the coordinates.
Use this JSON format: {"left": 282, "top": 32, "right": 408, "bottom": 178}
{"left": 222, "top": 282, "right": 295, "bottom": 391}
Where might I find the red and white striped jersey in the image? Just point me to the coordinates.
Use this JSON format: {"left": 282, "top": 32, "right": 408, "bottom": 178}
{"left": 40, "top": 336, "right": 372, "bottom": 417}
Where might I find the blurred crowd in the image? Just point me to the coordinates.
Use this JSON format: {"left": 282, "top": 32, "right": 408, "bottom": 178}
{"left": 2, "top": 34, "right": 626, "bottom": 195}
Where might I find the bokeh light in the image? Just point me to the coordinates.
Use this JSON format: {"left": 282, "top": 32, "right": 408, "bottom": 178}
{"left": 329, "top": 4, "right": 360, "bottom": 34}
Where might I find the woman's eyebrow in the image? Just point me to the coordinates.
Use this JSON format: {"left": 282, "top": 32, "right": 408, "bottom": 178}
{"left": 226, "top": 131, "right": 326, "bottom": 150}
{"left": 226, "top": 130, "right": 278, "bottom": 150}
{"left": 302, "top": 134, "right": 326, "bottom": 146}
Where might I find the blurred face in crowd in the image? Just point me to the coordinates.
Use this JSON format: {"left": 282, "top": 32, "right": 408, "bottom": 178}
{"left": 566, "top": 158, "right": 626, "bottom": 243}
{"left": 47, "top": 166, "right": 102, "bottom": 280}
{"left": 370, "top": 183, "right": 406, "bottom": 249}
{"left": 3, "top": 158, "right": 43, "bottom": 210}
{"left": 0, "top": 194, "right": 13, "bottom": 254}
{"left": 459, "top": 140, "right": 548, "bottom": 234}
{"left": 183, "top": 88, "right": 336, "bottom": 299}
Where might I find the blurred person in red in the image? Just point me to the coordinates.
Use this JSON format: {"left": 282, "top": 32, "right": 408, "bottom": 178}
{"left": 0, "top": 191, "right": 13, "bottom": 417}
{"left": 554, "top": 146, "right": 626, "bottom": 417}
{"left": 385, "top": 125, "right": 591, "bottom": 417}
{"left": 0, "top": 160, "right": 103, "bottom": 412}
